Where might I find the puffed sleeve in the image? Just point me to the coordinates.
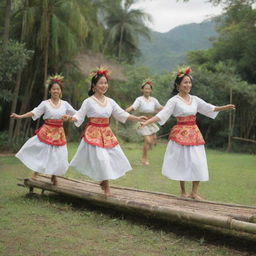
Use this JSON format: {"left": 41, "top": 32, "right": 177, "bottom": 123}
{"left": 195, "top": 96, "right": 218, "bottom": 119}
{"left": 31, "top": 101, "right": 46, "bottom": 120}
{"left": 154, "top": 98, "right": 162, "bottom": 110}
{"left": 131, "top": 97, "right": 141, "bottom": 110}
{"left": 73, "top": 100, "right": 88, "bottom": 127}
{"left": 156, "top": 98, "right": 176, "bottom": 125}
{"left": 111, "top": 99, "right": 130, "bottom": 123}
{"left": 64, "top": 101, "right": 77, "bottom": 116}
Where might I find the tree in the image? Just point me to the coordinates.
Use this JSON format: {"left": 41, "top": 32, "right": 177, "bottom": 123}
{"left": 103, "top": 0, "right": 152, "bottom": 63}
{"left": 3, "top": 0, "right": 12, "bottom": 45}
{"left": 6, "top": 0, "right": 104, "bottom": 144}
{"left": 211, "top": 2, "right": 256, "bottom": 83}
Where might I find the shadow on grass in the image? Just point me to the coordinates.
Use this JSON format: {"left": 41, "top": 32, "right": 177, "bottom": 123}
{"left": 23, "top": 191, "right": 256, "bottom": 254}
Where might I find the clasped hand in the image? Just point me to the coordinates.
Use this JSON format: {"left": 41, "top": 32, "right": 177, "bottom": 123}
{"left": 62, "top": 114, "right": 72, "bottom": 122}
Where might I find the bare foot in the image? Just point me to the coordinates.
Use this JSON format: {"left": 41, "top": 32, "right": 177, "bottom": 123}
{"left": 104, "top": 190, "right": 114, "bottom": 197}
{"left": 51, "top": 175, "right": 57, "bottom": 185}
{"left": 141, "top": 159, "right": 150, "bottom": 165}
{"left": 181, "top": 193, "right": 189, "bottom": 198}
{"left": 32, "top": 172, "right": 38, "bottom": 180}
{"left": 99, "top": 181, "right": 105, "bottom": 190}
{"left": 100, "top": 181, "right": 113, "bottom": 197}
{"left": 190, "top": 193, "right": 204, "bottom": 200}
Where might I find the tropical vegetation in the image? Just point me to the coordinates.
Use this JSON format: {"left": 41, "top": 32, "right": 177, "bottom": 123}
{"left": 0, "top": 0, "right": 256, "bottom": 153}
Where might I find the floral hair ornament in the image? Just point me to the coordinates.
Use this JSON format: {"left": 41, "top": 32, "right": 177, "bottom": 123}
{"left": 142, "top": 78, "right": 153, "bottom": 87}
{"left": 46, "top": 74, "right": 64, "bottom": 87}
{"left": 90, "top": 66, "right": 110, "bottom": 79}
{"left": 176, "top": 66, "right": 192, "bottom": 78}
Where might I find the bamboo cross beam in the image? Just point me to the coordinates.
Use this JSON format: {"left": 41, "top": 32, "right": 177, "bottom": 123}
{"left": 232, "top": 137, "right": 256, "bottom": 144}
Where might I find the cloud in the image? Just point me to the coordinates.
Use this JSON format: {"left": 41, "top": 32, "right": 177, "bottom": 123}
{"left": 133, "top": 0, "right": 223, "bottom": 32}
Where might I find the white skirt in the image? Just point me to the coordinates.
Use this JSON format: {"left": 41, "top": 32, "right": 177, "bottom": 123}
{"left": 162, "top": 140, "right": 209, "bottom": 181}
{"left": 136, "top": 123, "right": 159, "bottom": 136}
{"left": 16, "top": 135, "right": 69, "bottom": 175}
{"left": 69, "top": 140, "right": 132, "bottom": 181}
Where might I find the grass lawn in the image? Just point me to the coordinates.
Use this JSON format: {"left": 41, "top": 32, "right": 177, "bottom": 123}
{"left": 0, "top": 141, "right": 256, "bottom": 256}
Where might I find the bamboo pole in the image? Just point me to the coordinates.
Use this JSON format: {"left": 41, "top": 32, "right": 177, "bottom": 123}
{"left": 232, "top": 137, "right": 256, "bottom": 144}
{"left": 22, "top": 177, "right": 256, "bottom": 235}
{"left": 36, "top": 174, "right": 256, "bottom": 210}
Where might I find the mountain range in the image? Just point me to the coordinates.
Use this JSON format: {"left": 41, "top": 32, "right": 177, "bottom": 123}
{"left": 136, "top": 19, "right": 218, "bottom": 73}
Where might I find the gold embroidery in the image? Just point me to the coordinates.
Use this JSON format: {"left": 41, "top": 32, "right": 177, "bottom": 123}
{"left": 169, "top": 115, "right": 205, "bottom": 146}
{"left": 36, "top": 119, "right": 66, "bottom": 146}
{"left": 83, "top": 118, "right": 119, "bottom": 148}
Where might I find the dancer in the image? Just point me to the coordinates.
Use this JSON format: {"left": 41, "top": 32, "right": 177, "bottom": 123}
{"left": 10, "top": 74, "right": 76, "bottom": 185}
{"left": 126, "top": 79, "right": 163, "bottom": 165}
{"left": 63, "top": 67, "right": 146, "bottom": 197}
{"left": 140, "top": 67, "right": 235, "bottom": 200}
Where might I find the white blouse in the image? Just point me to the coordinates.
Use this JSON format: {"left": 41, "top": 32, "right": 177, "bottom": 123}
{"left": 156, "top": 95, "right": 218, "bottom": 125}
{"left": 31, "top": 100, "right": 76, "bottom": 120}
{"left": 132, "top": 96, "right": 162, "bottom": 113}
{"left": 73, "top": 97, "right": 130, "bottom": 127}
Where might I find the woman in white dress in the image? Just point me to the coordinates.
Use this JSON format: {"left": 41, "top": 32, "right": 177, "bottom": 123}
{"left": 126, "top": 79, "right": 163, "bottom": 165}
{"left": 10, "top": 75, "right": 76, "bottom": 185}
{"left": 140, "top": 67, "right": 235, "bottom": 200}
{"left": 63, "top": 68, "right": 146, "bottom": 197}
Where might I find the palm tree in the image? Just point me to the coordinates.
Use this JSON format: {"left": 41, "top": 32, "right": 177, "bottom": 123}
{"left": 103, "top": 0, "right": 152, "bottom": 63}
{"left": 8, "top": 0, "right": 100, "bottom": 140}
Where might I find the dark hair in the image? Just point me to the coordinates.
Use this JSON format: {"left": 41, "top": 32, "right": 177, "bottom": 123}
{"left": 88, "top": 74, "right": 108, "bottom": 96}
{"left": 141, "top": 83, "right": 152, "bottom": 89}
{"left": 171, "top": 74, "right": 192, "bottom": 96}
{"left": 48, "top": 82, "right": 63, "bottom": 97}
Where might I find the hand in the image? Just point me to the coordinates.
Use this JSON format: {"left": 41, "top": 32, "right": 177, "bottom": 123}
{"left": 226, "top": 104, "right": 236, "bottom": 110}
{"left": 139, "top": 121, "right": 147, "bottom": 129}
{"left": 62, "top": 114, "right": 71, "bottom": 122}
{"left": 10, "top": 113, "right": 21, "bottom": 119}
{"left": 138, "top": 116, "right": 148, "bottom": 122}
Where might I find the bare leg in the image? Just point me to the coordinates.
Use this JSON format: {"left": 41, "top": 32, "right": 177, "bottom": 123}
{"left": 141, "top": 135, "right": 151, "bottom": 165}
{"left": 190, "top": 181, "right": 203, "bottom": 200}
{"left": 99, "top": 180, "right": 113, "bottom": 197}
{"left": 180, "top": 181, "right": 189, "bottom": 198}
{"left": 51, "top": 175, "right": 57, "bottom": 185}
{"left": 152, "top": 133, "right": 157, "bottom": 146}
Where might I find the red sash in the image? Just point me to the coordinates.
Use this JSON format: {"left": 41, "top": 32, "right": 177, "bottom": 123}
{"left": 169, "top": 115, "right": 205, "bottom": 146}
{"left": 83, "top": 118, "right": 119, "bottom": 148}
{"left": 35, "top": 119, "right": 67, "bottom": 146}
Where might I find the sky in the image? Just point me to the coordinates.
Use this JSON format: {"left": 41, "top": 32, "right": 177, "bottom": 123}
{"left": 133, "top": 0, "right": 224, "bottom": 33}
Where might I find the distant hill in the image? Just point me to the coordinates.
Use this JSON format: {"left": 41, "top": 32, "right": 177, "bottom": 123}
{"left": 136, "top": 20, "right": 217, "bottom": 74}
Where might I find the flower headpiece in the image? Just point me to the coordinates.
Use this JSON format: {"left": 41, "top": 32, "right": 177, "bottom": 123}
{"left": 176, "top": 66, "right": 192, "bottom": 78}
{"left": 46, "top": 74, "right": 64, "bottom": 87}
{"left": 142, "top": 78, "right": 153, "bottom": 87}
{"left": 90, "top": 66, "right": 110, "bottom": 79}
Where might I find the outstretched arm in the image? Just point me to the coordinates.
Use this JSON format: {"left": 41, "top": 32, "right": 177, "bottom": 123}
{"left": 10, "top": 112, "right": 34, "bottom": 119}
{"left": 140, "top": 116, "right": 160, "bottom": 128}
{"left": 127, "top": 114, "right": 147, "bottom": 122}
{"left": 125, "top": 105, "right": 134, "bottom": 112}
{"left": 214, "top": 104, "right": 235, "bottom": 112}
{"left": 62, "top": 115, "right": 77, "bottom": 122}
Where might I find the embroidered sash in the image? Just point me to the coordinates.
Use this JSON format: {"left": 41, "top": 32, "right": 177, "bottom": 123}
{"left": 83, "top": 117, "right": 119, "bottom": 148}
{"left": 169, "top": 115, "right": 205, "bottom": 146}
{"left": 35, "top": 119, "right": 67, "bottom": 146}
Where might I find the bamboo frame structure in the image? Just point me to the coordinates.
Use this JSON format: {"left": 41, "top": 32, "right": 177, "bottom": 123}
{"left": 19, "top": 174, "right": 256, "bottom": 235}
{"left": 232, "top": 137, "right": 256, "bottom": 144}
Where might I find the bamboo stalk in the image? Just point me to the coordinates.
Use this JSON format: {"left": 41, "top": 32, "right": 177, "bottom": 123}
{"left": 232, "top": 137, "right": 256, "bottom": 144}
{"left": 36, "top": 174, "right": 256, "bottom": 210}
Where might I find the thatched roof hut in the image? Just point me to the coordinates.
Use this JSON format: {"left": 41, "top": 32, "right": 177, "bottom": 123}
{"left": 75, "top": 52, "right": 127, "bottom": 81}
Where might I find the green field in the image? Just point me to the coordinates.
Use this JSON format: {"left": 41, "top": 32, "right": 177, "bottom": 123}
{"left": 0, "top": 142, "right": 256, "bottom": 256}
